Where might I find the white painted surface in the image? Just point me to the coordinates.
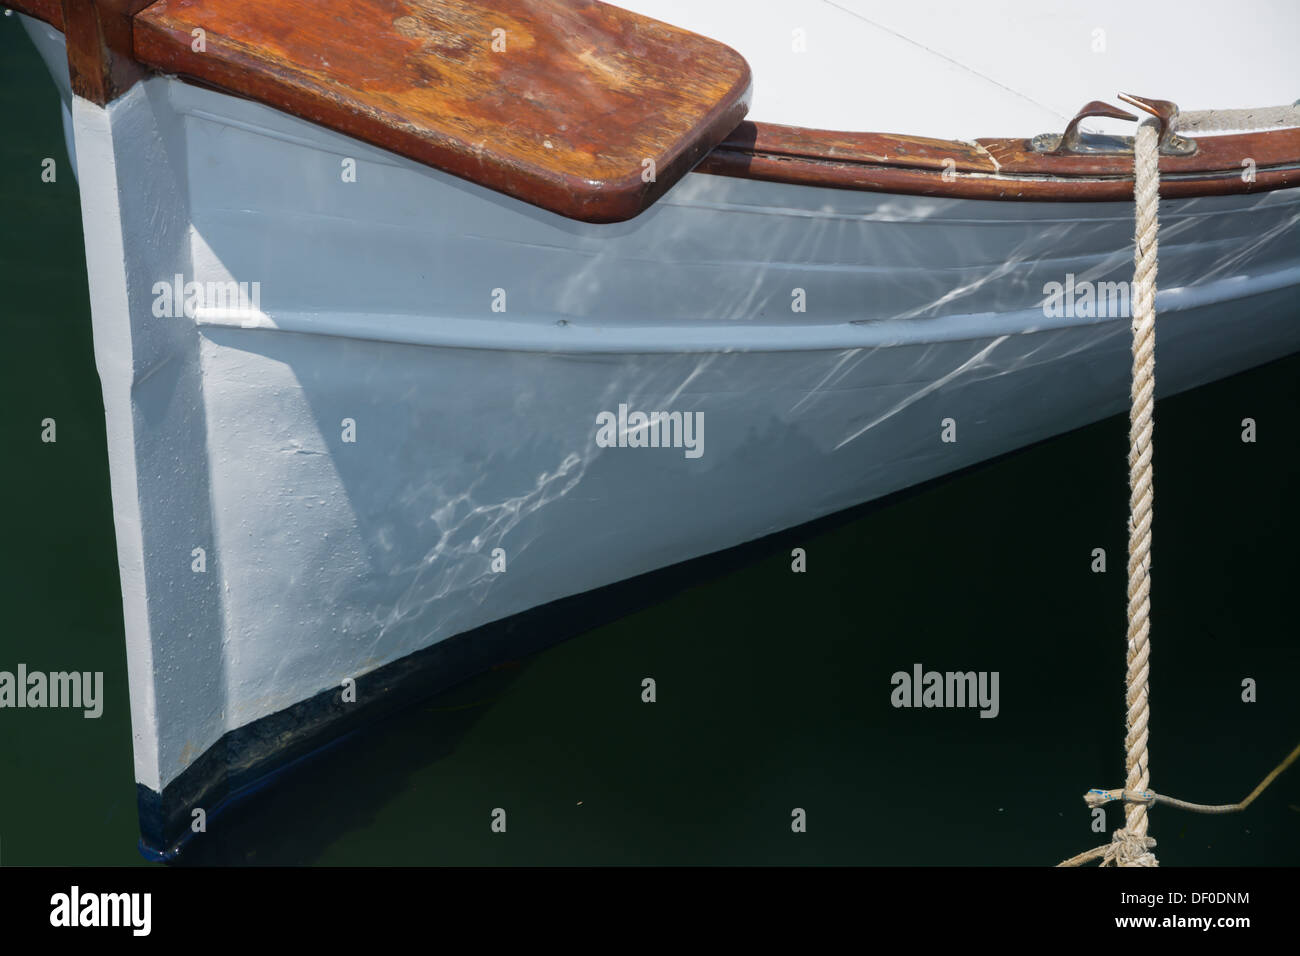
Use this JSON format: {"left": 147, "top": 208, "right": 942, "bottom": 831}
{"left": 70, "top": 84, "right": 230, "bottom": 794}
{"left": 68, "top": 95, "right": 163, "bottom": 792}
{"left": 16, "top": 14, "right": 1300, "bottom": 793}
{"left": 618, "top": 0, "right": 1300, "bottom": 138}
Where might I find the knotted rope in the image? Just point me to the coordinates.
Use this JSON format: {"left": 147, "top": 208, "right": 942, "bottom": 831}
{"left": 1059, "top": 828, "right": 1158, "bottom": 869}
{"left": 1082, "top": 741, "right": 1300, "bottom": 815}
{"left": 1059, "top": 743, "right": 1300, "bottom": 866}
{"left": 1059, "top": 103, "right": 1300, "bottom": 867}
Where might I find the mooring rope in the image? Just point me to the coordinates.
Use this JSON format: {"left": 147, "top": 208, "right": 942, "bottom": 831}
{"left": 1058, "top": 104, "right": 1300, "bottom": 867}
{"left": 1112, "top": 116, "right": 1160, "bottom": 866}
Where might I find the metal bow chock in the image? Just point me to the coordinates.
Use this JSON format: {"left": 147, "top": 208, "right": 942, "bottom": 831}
{"left": 1030, "top": 94, "right": 1198, "bottom": 156}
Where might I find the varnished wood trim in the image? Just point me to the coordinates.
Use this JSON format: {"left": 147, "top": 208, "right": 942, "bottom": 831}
{"left": 4, "top": 0, "right": 64, "bottom": 29}
{"left": 714, "top": 122, "right": 997, "bottom": 173}
{"left": 699, "top": 148, "right": 1300, "bottom": 201}
{"left": 131, "top": 0, "right": 752, "bottom": 223}
{"left": 977, "top": 128, "right": 1300, "bottom": 177}
{"left": 699, "top": 121, "right": 1300, "bottom": 201}
{"left": 59, "top": 0, "right": 153, "bottom": 104}
{"left": 11, "top": 4, "right": 1298, "bottom": 205}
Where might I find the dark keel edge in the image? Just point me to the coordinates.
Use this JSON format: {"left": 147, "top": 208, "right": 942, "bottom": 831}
{"left": 135, "top": 501, "right": 861, "bottom": 861}
{"left": 134, "top": 424, "right": 1128, "bottom": 861}
{"left": 138, "top": 454, "right": 964, "bottom": 861}
{"left": 134, "top": 571, "right": 660, "bottom": 861}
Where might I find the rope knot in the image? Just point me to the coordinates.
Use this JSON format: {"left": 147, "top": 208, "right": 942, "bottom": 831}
{"left": 1101, "top": 828, "right": 1158, "bottom": 867}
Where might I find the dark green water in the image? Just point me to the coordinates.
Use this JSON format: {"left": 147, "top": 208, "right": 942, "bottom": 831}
{"left": 1, "top": 21, "right": 1296, "bottom": 866}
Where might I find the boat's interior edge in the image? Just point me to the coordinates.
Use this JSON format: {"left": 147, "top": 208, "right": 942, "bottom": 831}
{"left": 9, "top": 0, "right": 1300, "bottom": 210}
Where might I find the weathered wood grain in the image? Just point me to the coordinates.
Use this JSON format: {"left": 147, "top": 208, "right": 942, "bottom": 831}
{"left": 715, "top": 122, "right": 997, "bottom": 173}
{"left": 978, "top": 128, "right": 1300, "bottom": 178}
{"left": 59, "top": 0, "right": 154, "bottom": 104}
{"left": 699, "top": 121, "right": 1300, "bottom": 201}
{"left": 5, "top": 0, "right": 64, "bottom": 29}
{"left": 131, "top": 0, "right": 752, "bottom": 222}
{"left": 13, "top": 1, "right": 1297, "bottom": 205}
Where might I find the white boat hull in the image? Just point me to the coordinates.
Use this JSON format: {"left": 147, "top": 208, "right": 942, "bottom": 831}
{"left": 17, "top": 15, "right": 1300, "bottom": 855}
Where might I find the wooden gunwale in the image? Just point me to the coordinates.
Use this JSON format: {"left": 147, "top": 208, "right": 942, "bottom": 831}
{"left": 8, "top": 0, "right": 1300, "bottom": 211}
{"left": 699, "top": 122, "right": 1300, "bottom": 201}
{"left": 697, "top": 120, "right": 1300, "bottom": 200}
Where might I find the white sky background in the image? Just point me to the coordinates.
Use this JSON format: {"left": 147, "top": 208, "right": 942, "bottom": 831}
{"left": 615, "top": 0, "right": 1300, "bottom": 140}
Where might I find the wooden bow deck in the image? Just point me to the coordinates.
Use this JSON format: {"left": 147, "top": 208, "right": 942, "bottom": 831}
{"left": 29, "top": 0, "right": 753, "bottom": 222}
{"left": 10, "top": 0, "right": 1298, "bottom": 207}
{"left": 135, "top": 0, "right": 752, "bottom": 222}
